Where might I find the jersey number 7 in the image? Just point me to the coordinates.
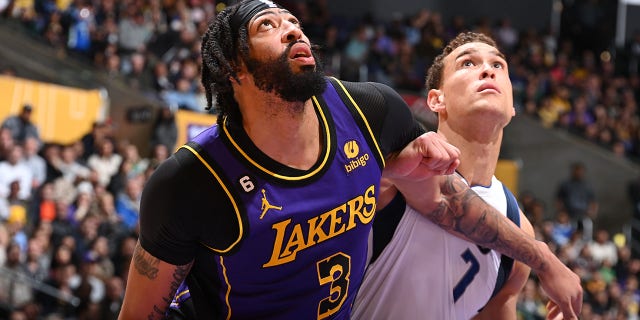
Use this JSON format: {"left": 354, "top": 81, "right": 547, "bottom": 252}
{"left": 453, "top": 248, "right": 480, "bottom": 302}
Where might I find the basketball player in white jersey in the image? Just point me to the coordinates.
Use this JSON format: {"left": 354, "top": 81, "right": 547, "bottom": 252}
{"left": 352, "top": 32, "right": 543, "bottom": 319}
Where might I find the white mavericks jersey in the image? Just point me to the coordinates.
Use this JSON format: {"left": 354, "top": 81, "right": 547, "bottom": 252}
{"left": 352, "top": 176, "right": 520, "bottom": 320}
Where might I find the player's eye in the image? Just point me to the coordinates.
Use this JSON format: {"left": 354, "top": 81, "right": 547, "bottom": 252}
{"left": 462, "top": 60, "right": 474, "bottom": 67}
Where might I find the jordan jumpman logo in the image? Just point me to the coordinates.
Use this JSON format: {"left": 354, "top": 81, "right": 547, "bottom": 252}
{"left": 260, "top": 189, "right": 282, "bottom": 219}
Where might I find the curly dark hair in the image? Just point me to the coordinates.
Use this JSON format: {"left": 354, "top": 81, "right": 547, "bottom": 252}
{"left": 201, "top": 2, "right": 254, "bottom": 125}
{"left": 425, "top": 32, "right": 498, "bottom": 91}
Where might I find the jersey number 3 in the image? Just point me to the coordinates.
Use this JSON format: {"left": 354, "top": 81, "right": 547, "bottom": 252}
{"left": 453, "top": 248, "right": 480, "bottom": 302}
{"left": 317, "top": 253, "right": 351, "bottom": 319}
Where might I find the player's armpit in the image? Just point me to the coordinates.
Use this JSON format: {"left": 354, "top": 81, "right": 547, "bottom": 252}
{"left": 118, "top": 241, "right": 192, "bottom": 320}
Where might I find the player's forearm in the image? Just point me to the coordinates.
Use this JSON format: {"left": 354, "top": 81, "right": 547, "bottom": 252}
{"left": 423, "top": 174, "right": 551, "bottom": 273}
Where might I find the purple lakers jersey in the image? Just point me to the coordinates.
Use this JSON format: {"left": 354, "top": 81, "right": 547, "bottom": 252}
{"left": 183, "top": 78, "right": 384, "bottom": 319}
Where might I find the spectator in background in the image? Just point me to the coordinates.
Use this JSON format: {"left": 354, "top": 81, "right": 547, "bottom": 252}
{"left": 151, "top": 61, "right": 174, "bottom": 93}
{"left": 342, "top": 24, "right": 370, "bottom": 81}
{"left": 117, "top": 8, "right": 153, "bottom": 56}
{"left": 71, "top": 250, "right": 105, "bottom": 319}
{"left": 112, "top": 233, "right": 136, "bottom": 279}
{"left": 1, "top": 104, "right": 40, "bottom": 145}
{"left": 71, "top": 214, "right": 100, "bottom": 271}
{"left": 551, "top": 210, "right": 576, "bottom": 247}
{"left": 161, "top": 77, "right": 202, "bottom": 111}
{"left": 80, "top": 121, "right": 109, "bottom": 163}
{"left": 22, "top": 236, "right": 49, "bottom": 284}
{"left": 0, "top": 127, "right": 15, "bottom": 162}
{"left": 5, "top": 181, "right": 29, "bottom": 245}
{"left": 22, "top": 136, "right": 46, "bottom": 193}
{"left": 0, "top": 242, "right": 33, "bottom": 310}
{"left": 494, "top": 17, "right": 519, "bottom": 54}
{"left": 114, "top": 176, "right": 142, "bottom": 232}
{"left": 556, "top": 162, "right": 598, "bottom": 241}
{"left": 41, "top": 143, "right": 63, "bottom": 185}
{"left": 87, "top": 139, "right": 121, "bottom": 189}
{"left": 36, "top": 182, "right": 57, "bottom": 225}
{"left": 43, "top": 10, "right": 65, "bottom": 54}
{"left": 66, "top": 0, "right": 94, "bottom": 55}
{"left": 119, "top": 144, "right": 148, "bottom": 180}
{"left": 107, "top": 143, "right": 147, "bottom": 197}
{"left": 100, "top": 275, "right": 125, "bottom": 320}
{"left": 94, "top": 191, "right": 127, "bottom": 245}
{"left": 38, "top": 262, "right": 79, "bottom": 317}
{"left": 149, "top": 142, "right": 169, "bottom": 165}
{"left": 124, "top": 52, "right": 154, "bottom": 92}
{"left": 87, "top": 235, "right": 114, "bottom": 282}
{"left": 588, "top": 229, "right": 619, "bottom": 266}
{"left": 104, "top": 52, "right": 121, "bottom": 77}
{"left": 67, "top": 182, "right": 96, "bottom": 227}
{"left": 53, "top": 144, "right": 91, "bottom": 205}
{"left": 150, "top": 105, "right": 177, "bottom": 153}
{"left": 48, "top": 242, "right": 77, "bottom": 277}
{"left": 0, "top": 145, "right": 33, "bottom": 202}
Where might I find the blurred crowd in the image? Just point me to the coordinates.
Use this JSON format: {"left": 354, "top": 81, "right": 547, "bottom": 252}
{"left": 1, "top": 0, "right": 640, "bottom": 319}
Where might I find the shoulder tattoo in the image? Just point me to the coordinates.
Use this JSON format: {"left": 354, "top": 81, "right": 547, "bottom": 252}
{"left": 133, "top": 241, "right": 160, "bottom": 279}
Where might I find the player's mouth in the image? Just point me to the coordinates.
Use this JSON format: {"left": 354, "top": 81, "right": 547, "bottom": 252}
{"left": 477, "top": 83, "right": 501, "bottom": 94}
{"left": 289, "top": 41, "right": 315, "bottom": 66}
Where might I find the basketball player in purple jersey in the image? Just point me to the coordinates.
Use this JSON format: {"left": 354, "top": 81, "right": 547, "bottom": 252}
{"left": 119, "top": 1, "right": 581, "bottom": 319}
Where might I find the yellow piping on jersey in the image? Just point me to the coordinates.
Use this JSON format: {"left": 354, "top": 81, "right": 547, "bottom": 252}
{"left": 329, "top": 77, "right": 385, "bottom": 167}
{"left": 181, "top": 145, "right": 243, "bottom": 254}
{"left": 222, "top": 96, "right": 332, "bottom": 180}
{"left": 173, "top": 288, "right": 189, "bottom": 300}
{"left": 220, "top": 256, "right": 233, "bottom": 320}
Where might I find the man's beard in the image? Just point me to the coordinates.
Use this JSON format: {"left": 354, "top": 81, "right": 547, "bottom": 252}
{"left": 245, "top": 44, "right": 326, "bottom": 102}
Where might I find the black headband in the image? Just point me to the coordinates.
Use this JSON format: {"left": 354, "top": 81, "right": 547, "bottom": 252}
{"left": 230, "top": 0, "right": 283, "bottom": 31}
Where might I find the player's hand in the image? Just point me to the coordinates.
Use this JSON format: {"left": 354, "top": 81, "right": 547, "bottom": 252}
{"left": 537, "top": 257, "right": 582, "bottom": 320}
{"left": 546, "top": 300, "right": 563, "bottom": 320}
{"left": 383, "top": 131, "right": 460, "bottom": 181}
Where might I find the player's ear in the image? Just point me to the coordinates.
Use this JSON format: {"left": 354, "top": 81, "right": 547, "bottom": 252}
{"left": 230, "top": 60, "right": 247, "bottom": 84}
{"left": 427, "top": 89, "right": 445, "bottom": 112}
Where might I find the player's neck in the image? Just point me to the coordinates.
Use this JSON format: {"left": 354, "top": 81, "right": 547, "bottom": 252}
{"left": 240, "top": 95, "right": 321, "bottom": 170}
{"left": 440, "top": 126, "right": 502, "bottom": 187}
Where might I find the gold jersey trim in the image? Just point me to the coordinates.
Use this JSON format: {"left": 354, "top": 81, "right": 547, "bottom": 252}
{"left": 181, "top": 145, "right": 244, "bottom": 253}
{"left": 221, "top": 98, "right": 331, "bottom": 181}
{"left": 328, "top": 77, "right": 385, "bottom": 168}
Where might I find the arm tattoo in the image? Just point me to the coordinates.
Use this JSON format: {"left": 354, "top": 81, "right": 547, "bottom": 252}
{"left": 133, "top": 242, "right": 160, "bottom": 279}
{"left": 133, "top": 242, "right": 191, "bottom": 319}
{"left": 427, "top": 175, "right": 547, "bottom": 271}
{"left": 145, "top": 265, "right": 190, "bottom": 320}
